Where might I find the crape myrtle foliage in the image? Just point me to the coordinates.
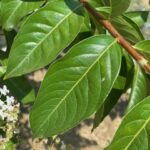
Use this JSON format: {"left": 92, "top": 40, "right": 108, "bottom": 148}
{"left": 0, "top": 0, "right": 150, "bottom": 149}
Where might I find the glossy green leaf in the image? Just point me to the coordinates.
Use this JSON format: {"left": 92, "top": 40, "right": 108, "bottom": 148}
{"left": 0, "top": 66, "right": 6, "bottom": 77}
{"left": 92, "top": 42, "right": 124, "bottom": 131}
{"left": 93, "top": 88, "right": 123, "bottom": 130}
{"left": 125, "top": 11, "right": 149, "bottom": 27}
{"left": 119, "top": 52, "right": 134, "bottom": 92}
{"left": 134, "top": 40, "right": 150, "bottom": 52}
{"left": 111, "top": 0, "right": 131, "bottom": 16}
{"left": 122, "top": 51, "right": 134, "bottom": 73}
{"left": 93, "top": 54, "right": 132, "bottom": 131}
{"left": 103, "top": 0, "right": 131, "bottom": 17}
{"left": 97, "top": 45, "right": 122, "bottom": 105}
{"left": 106, "top": 96, "right": 150, "bottom": 150}
{"left": 134, "top": 40, "right": 150, "bottom": 61}
{"left": 21, "top": 0, "right": 45, "bottom": 1}
{"left": 0, "top": 1, "right": 2, "bottom": 26}
{"left": 127, "top": 65, "right": 149, "bottom": 111}
{"left": 5, "top": 0, "right": 84, "bottom": 79}
{"left": 30, "top": 35, "right": 122, "bottom": 137}
{"left": 88, "top": 0, "right": 104, "bottom": 7}
{"left": 111, "top": 15, "right": 144, "bottom": 44}
{"left": 96, "top": 6, "right": 111, "bottom": 19}
{"left": 1, "top": 0, "right": 43, "bottom": 31}
{"left": 112, "top": 76, "right": 126, "bottom": 90}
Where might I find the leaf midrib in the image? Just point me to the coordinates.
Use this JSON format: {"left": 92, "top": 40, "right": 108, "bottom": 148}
{"left": 124, "top": 115, "right": 150, "bottom": 149}
{"left": 6, "top": 4, "right": 81, "bottom": 77}
{"left": 34, "top": 39, "right": 118, "bottom": 135}
{"left": 5, "top": 1, "right": 22, "bottom": 24}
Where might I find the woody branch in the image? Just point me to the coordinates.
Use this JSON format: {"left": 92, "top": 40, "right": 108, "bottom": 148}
{"left": 80, "top": 0, "right": 150, "bottom": 74}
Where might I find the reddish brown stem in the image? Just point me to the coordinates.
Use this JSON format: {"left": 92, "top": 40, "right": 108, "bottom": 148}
{"left": 80, "top": 0, "right": 150, "bottom": 73}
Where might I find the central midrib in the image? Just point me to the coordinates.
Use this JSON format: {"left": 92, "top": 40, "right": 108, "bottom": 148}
{"left": 35, "top": 39, "right": 118, "bottom": 135}
{"left": 6, "top": 1, "right": 22, "bottom": 23}
{"left": 7, "top": 4, "right": 81, "bottom": 76}
{"left": 124, "top": 115, "right": 150, "bottom": 149}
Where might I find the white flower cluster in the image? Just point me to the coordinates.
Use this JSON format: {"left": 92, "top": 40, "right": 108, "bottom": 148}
{"left": 0, "top": 85, "right": 20, "bottom": 148}
{"left": 0, "top": 85, "right": 19, "bottom": 122}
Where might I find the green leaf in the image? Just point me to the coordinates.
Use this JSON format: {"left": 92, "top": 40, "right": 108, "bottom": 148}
{"left": 96, "top": 6, "right": 111, "bottom": 19}
{"left": 93, "top": 88, "right": 123, "bottom": 130}
{"left": 0, "top": 1, "right": 2, "bottom": 26}
{"left": 127, "top": 65, "right": 150, "bottom": 111}
{"left": 92, "top": 42, "right": 124, "bottom": 131}
{"left": 112, "top": 75, "right": 126, "bottom": 90}
{"left": 134, "top": 40, "right": 150, "bottom": 52}
{"left": 134, "top": 40, "right": 150, "bottom": 60}
{"left": 111, "top": 15, "right": 144, "bottom": 44}
{"left": 93, "top": 62, "right": 127, "bottom": 130}
{"left": 1, "top": 0, "right": 43, "bottom": 31}
{"left": 111, "top": 0, "right": 131, "bottom": 16}
{"left": 21, "top": 0, "right": 45, "bottom": 1}
{"left": 104, "top": 0, "right": 131, "bottom": 17}
{"left": 106, "top": 96, "right": 150, "bottom": 150}
{"left": 5, "top": 0, "right": 84, "bottom": 79}
{"left": 124, "top": 11, "right": 149, "bottom": 27}
{"left": 0, "top": 76, "right": 35, "bottom": 103}
{"left": 30, "top": 35, "right": 122, "bottom": 137}
{"left": 0, "top": 66, "right": 6, "bottom": 77}
{"left": 122, "top": 51, "right": 134, "bottom": 74}
{"left": 88, "top": 0, "right": 104, "bottom": 7}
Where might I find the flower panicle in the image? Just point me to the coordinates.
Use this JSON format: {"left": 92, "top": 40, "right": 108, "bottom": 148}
{"left": 0, "top": 85, "right": 19, "bottom": 122}
{"left": 0, "top": 85, "right": 20, "bottom": 149}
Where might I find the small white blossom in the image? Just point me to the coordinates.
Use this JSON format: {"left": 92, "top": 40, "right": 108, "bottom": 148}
{"left": 0, "top": 110, "right": 7, "bottom": 120}
{"left": 0, "top": 85, "right": 19, "bottom": 122}
{"left": 1, "top": 105, "right": 7, "bottom": 111}
{"left": 7, "top": 116, "right": 14, "bottom": 122}
{"left": 6, "top": 96, "right": 15, "bottom": 106}
{"left": 0, "top": 110, "right": 3, "bottom": 119}
{"left": 5, "top": 105, "right": 14, "bottom": 112}
{"left": 0, "top": 84, "right": 20, "bottom": 148}
{"left": 0, "top": 85, "right": 9, "bottom": 96}
{"left": 0, "top": 100, "right": 4, "bottom": 107}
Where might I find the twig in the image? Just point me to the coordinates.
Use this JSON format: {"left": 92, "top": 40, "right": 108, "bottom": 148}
{"left": 80, "top": 0, "right": 150, "bottom": 74}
